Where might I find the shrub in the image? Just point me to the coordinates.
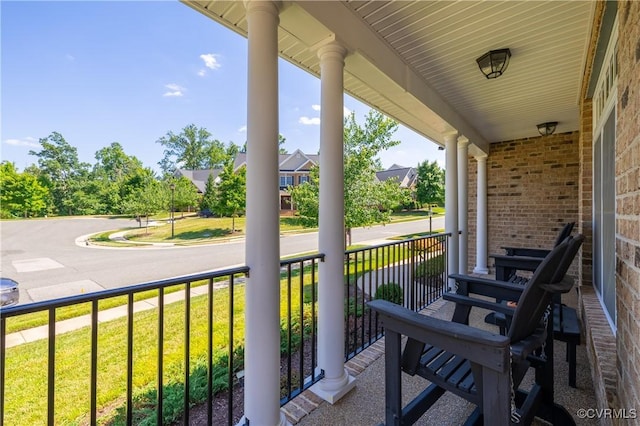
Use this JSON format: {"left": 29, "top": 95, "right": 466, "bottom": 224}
{"left": 413, "top": 254, "right": 446, "bottom": 279}
{"left": 105, "top": 345, "right": 246, "bottom": 426}
{"left": 374, "top": 283, "right": 403, "bottom": 305}
{"left": 280, "top": 307, "right": 314, "bottom": 355}
{"left": 344, "top": 296, "right": 366, "bottom": 317}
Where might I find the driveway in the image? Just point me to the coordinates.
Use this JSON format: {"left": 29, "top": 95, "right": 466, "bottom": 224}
{"left": 0, "top": 216, "right": 445, "bottom": 304}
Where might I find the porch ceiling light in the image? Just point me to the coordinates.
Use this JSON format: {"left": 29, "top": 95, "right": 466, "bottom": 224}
{"left": 476, "top": 48, "right": 511, "bottom": 79}
{"left": 537, "top": 122, "right": 558, "bottom": 136}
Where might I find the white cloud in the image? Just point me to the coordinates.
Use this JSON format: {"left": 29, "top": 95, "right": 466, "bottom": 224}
{"left": 307, "top": 104, "right": 351, "bottom": 116}
{"left": 197, "top": 69, "right": 206, "bottom": 77}
{"left": 4, "top": 137, "right": 39, "bottom": 148}
{"left": 237, "top": 125, "right": 247, "bottom": 133}
{"left": 65, "top": 54, "right": 75, "bottom": 62}
{"left": 200, "top": 53, "right": 221, "bottom": 70}
{"left": 299, "top": 116, "right": 321, "bottom": 125}
{"left": 163, "top": 83, "right": 185, "bottom": 97}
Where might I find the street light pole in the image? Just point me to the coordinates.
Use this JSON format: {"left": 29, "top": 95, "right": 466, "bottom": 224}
{"left": 170, "top": 183, "right": 175, "bottom": 239}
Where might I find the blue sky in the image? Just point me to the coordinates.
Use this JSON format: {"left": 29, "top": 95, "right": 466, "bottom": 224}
{"left": 1, "top": 1, "right": 444, "bottom": 173}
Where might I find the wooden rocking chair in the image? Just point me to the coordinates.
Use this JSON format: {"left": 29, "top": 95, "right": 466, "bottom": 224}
{"left": 368, "top": 238, "right": 577, "bottom": 425}
{"left": 486, "top": 233, "right": 584, "bottom": 387}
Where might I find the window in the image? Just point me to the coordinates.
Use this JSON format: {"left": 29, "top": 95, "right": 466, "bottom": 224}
{"left": 280, "top": 175, "right": 293, "bottom": 188}
{"left": 299, "top": 175, "right": 309, "bottom": 184}
{"left": 592, "top": 18, "right": 617, "bottom": 331}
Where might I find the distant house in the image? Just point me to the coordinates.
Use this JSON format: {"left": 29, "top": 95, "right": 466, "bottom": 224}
{"left": 176, "top": 149, "right": 319, "bottom": 212}
{"left": 375, "top": 164, "right": 417, "bottom": 189}
{"left": 174, "top": 169, "right": 223, "bottom": 194}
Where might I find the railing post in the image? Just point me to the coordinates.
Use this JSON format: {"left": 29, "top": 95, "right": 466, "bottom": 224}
{"left": 444, "top": 132, "right": 460, "bottom": 290}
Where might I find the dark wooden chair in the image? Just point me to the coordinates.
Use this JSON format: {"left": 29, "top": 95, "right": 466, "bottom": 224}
{"left": 492, "top": 222, "right": 574, "bottom": 281}
{"left": 489, "top": 232, "right": 583, "bottom": 388}
{"left": 369, "top": 239, "right": 577, "bottom": 425}
{"left": 498, "top": 222, "right": 574, "bottom": 262}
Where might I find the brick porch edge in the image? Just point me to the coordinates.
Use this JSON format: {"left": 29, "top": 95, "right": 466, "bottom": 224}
{"left": 580, "top": 285, "right": 618, "bottom": 426}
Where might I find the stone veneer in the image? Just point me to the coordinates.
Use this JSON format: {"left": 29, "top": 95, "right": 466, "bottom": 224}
{"left": 615, "top": 0, "right": 640, "bottom": 420}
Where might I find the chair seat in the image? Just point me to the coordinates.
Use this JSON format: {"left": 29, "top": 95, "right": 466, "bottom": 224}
{"left": 408, "top": 345, "right": 478, "bottom": 395}
{"left": 553, "top": 305, "right": 581, "bottom": 342}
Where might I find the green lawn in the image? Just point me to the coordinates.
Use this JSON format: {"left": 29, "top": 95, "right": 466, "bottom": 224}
{"left": 88, "top": 209, "right": 444, "bottom": 246}
{"left": 90, "top": 215, "right": 311, "bottom": 245}
{"left": 4, "top": 284, "right": 245, "bottom": 425}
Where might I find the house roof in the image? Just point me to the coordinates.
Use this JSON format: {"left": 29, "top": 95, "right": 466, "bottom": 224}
{"left": 183, "top": 1, "right": 596, "bottom": 157}
{"left": 234, "top": 150, "right": 319, "bottom": 173}
{"left": 376, "top": 165, "right": 417, "bottom": 189}
{"left": 177, "top": 150, "right": 318, "bottom": 192}
{"left": 279, "top": 149, "right": 319, "bottom": 171}
{"left": 175, "top": 169, "right": 221, "bottom": 193}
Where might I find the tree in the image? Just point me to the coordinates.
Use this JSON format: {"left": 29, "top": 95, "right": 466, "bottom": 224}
{"left": 122, "top": 178, "right": 167, "bottom": 233}
{"left": 289, "top": 166, "right": 319, "bottom": 227}
{"left": 169, "top": 176, "right": 200, "bottom": 217}
{"left": 0, "top": 162, "right": 49, "bottom": 218}
{"left": 91, "top": 142, "right": 145, "bottom": 214}
{"left": 291, "top": 110, "right": 404, "bottom": 245}
{"left": 241, "top": 134, "right": 287, "bottom": 154}
{"left": 200, "top": 173, "right": 217, "bottom": 214}
{"left": 213, "top": 157, "right": 246, "bottom": 233}
{"left": 278, "top": 134, "right": 288, "bottom": 154}
{"left": 156, "top": 124, "right": 225, "bottom": 174}
{"left": 29, "top": 132, "right": 90, "bottom": 215}
{"left": 94, "top": 142, "right": 143, "bottom": 182}
{"left": 415, "top": 160, "right": 445, "bottom": 209}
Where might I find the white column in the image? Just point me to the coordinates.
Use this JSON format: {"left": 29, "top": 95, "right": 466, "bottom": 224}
{"left": 243, "top": 2, "right": 287, "bottom": 425}
{"left": 444, "top": 132, "right": 459, "bottom": 288}
{"left": 457, "top": 137, "right": 469, "bottom": 274}
{"left": 310, "top": 41, "right": 356, "bottom": 404}
{"left": 473, "top": 154, "right": 489, "bottom": 274}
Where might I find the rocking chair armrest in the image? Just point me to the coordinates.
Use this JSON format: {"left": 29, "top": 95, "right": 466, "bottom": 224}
{"left": 369, "top": 299, "right": 510, "bottom": 372}
{"left": 490, "top": 254, "right": 544, "bottom": 272}
{"left": 510, "top": 326, "right": 547, "bottom": 360}
{"left": 443, "top": 292, "right": 517, "bottom": 316}
{"left": 500, "top": 247, "right": 551, "bottom": 258}
{"left": 449, "top": 273, "right": 524, "bottom": 301}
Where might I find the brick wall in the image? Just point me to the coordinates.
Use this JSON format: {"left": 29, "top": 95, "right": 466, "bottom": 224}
{"left": 615, "top": 0, "right": 640, "bottom": 416}
{"left": 466, "top": 132, "right": 581, "bottom": 275}
{"left": 467, "top": 157, "right": 477, "bottom": 272}
{"left": 579, "top": 97, "right": 594, "bottom": 288}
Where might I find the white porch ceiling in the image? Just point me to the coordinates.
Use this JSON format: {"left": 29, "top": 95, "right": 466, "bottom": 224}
{"left": 184, "top": 0, "right": 595, "bottom": 155}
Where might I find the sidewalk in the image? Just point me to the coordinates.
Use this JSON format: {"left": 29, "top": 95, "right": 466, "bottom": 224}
{"left": 4, "top": 283, "right": 217, "bottom": 348}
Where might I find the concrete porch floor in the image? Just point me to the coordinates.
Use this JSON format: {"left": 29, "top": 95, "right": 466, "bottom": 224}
{"left": 283, "top": 290, "right": 598, "bottom": 425}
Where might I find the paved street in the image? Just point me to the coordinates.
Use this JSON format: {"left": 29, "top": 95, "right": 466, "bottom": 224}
{"left": 0, "top": 216, "right": 444, "bottom": 304}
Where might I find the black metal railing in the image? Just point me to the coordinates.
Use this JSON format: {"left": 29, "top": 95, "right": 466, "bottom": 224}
{"left": 278, "top": 254, "right": 324, "bottom": 405}
{"left": 1, "top": 267, "right": 250, "bottom": 426}
{"left": 1, "top": 235, "right": 448, "bottom": 426}
{"left": 344, "top": 233, "right": 449, "bottom": 360}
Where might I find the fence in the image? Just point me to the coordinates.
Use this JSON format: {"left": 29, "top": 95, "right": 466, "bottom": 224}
{"left": 1, "top": 234, "right": 448, "bottom": 425}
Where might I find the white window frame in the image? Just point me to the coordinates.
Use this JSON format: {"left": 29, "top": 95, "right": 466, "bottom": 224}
{"left": 592, "top": 18, "right": 618, "bottom": 333}
{"left": 279, "top": 175, "right": 293, "bottom": 187}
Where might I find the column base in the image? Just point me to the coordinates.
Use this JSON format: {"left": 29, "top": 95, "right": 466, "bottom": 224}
{"left": 309, "top": 372, "right": 356, "bottom": 404}
{"left": 473, "top": 266, "right": 489, "bottom": 275}
{"left": 236, "top": 412, "right": 291, "bottom": 426}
